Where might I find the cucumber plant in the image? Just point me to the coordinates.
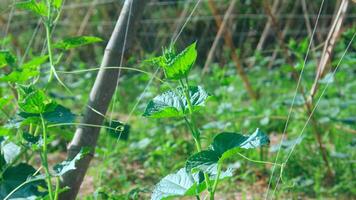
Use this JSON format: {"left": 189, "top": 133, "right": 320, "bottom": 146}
{"left": 0, "top": 1, "right": 102, "bottom": 199}
{"left": 143, "top": 42, "right": 270, "bottom": 200}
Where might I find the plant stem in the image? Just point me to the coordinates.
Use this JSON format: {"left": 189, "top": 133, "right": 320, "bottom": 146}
{"left": 179, "top": 79, "right": 213, "bottom": 194}
{"left": 210, "top": 163, "right": 222, "bottom": 200}
{"left": 40, "top": 114, "right": 54, "bottom": 200}
{"left": 45, "top": 22, "right": 55, "bottom": 83}
{"left": 54, "top": 176, "right": 60, "bottom": 200}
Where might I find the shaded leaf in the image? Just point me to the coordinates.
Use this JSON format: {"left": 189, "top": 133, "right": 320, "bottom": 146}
{"left": 104, "top": 120, "right": 130, "bottom": 141}
{"left": 185, "top": 150, "right": 220, "bottom": 174}
{"left": 53, "top": 36, "right": 103, "bottom": 50}
{"left": 143, "top": 86, "right": 209, "bottom": 118}
{"left": 0, "top": 163, "right": 46, "bottom": 199}
{"left": 0, "top": 50, "right": 16, "bottom": 68}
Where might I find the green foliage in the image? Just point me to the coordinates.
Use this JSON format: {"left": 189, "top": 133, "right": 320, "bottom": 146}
{"left": 0, "top": 51, "right": 16, "bottom": 68}
{"left": 0, "top": 163, "right": 46, "bottom": 199}
{"left": 105, "top": 120, "right": 130, "bottom": 141}
{"left": 143, "top": 86, "right": 210, "bottom": 118}
{"left": 16, "top": 0, "right": 48, "bottom": 17}
{"left": 53, "top": 36, "right": 103, "bottom": 50}
{"left": 147, "top": 42, "right": 197, "bottom": 80}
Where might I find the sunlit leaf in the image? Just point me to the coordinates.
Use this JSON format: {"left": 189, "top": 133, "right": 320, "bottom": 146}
{"left": 148, "top": 42, "right": 197, "bottom": 80}
{"left": 53, "top": 36, "right": 103, "bottom": 50}
{"left": 143, "top": 86, "right": 210, "bottom": 118}
{"left": 18, "top": 89, "right": 56, "bottom": 114}
{"left": 16, "top": 0, "right": 48, "bottom": 17}
{"left": 52, "top": 0, "right": 63, "bottom": 9}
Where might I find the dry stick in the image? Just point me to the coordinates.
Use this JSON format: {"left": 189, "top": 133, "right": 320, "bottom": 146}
{"left": 263, "top": 0, "right": 335, "bottom": 181}
{"left": 310, "top": 0, "right": 349, "bottom": 98}
{"left": 266, "top": 0, "right": 298, "bottom": 69}
{"left": 207, "top": 0, "right": 258, "bottom": 100}
{"left": 256, "top": 0, "right": 280, "bottom": 52}
{"left": 301, "top": 0, "right": 316, "bottom": 54}
{"left": 202, "top": 0, "right": 236, "bottom": 75}
{"left": 58, "top": 1, "right": 147, "bottom": 199}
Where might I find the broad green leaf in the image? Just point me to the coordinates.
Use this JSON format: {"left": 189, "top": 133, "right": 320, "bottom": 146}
{"left": 0, "top": 163, "right": 46, "bottom": 199}
{"left": 104, "top": 120, "right": 130, "bottom": 141}
{"left": 143, "top": 86, "right": 210, "bottom": 118}
{"left": 185, "top": 150, "right": 220, "bottom": 174}
{"left": 1, "top": 141, "right": 21, "bottom": 164}
{"left": 212, "top": 128, "right": 269, "bottom": 155}
{"left": 151, "top": 168, "right": 202, "bottom": 200}
{"left": 7, "top": 104, "right": 75, "bottom": 128}
{"left": 0, "top": 50, "right": 16, "bottom": 68}
{"left": 53, "top": 148, "right": 89, "bottom": 176}
{"left": 0, "top": 69, "right": 39, "bottom": 83}
{"left": 53, "top": 36, "right": 103, "bottom": 50}
{"left": 18, "top": 89, "right": 56, "bottom": 114}
{"left": 42, "top": 104, "right": 76, "bottom": 124}
{"left": 152, "top": 167, "right": 231, "bottom": 200}
{"left": 16, "top": 0, "right": 48, "bottom": 17}
{"left": 148, "top": 42, "right": 197, "bottom": 80}
{"left": 22, "top": 55, "right": 48, "bottom": 69}
{"left": 185, "top": 129, "right": 269, "bottom": 174}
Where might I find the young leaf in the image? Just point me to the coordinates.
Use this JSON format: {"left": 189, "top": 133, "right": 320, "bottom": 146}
{"left": 149, "top": 42, "right": 197, "bottom": 80}
{"left": 52, "top": 0, "right": 63, "bottom": 9}
{"left": 53, "top": 148, "right": 89, "bottom": 176}
{"left": 0, "top": 55, "right": 46, "bottom": 83}
{"left": 143, "top": 86, "right": 210, "bottom": 118}
{"left": 16, "top": 0, "right": 48, "bottom": 17}
{"left": 53, "top": 36, "right": 103, "bottom": 50}
{"left": 18, "top": 89, "right": 56, "bottom": 114}
{"left": 0, "top": 50, "right": 16, "bottom": 68}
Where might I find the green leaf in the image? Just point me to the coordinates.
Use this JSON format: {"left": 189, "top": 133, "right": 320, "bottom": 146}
{"left": 185, "top": 150, "right": 220, "bottom": 174}
{"left": 149, "top": 42, "right": 197, "bottom": 80}
{"left": 151, "top": 168, "right": 203, "bottom": 200}
{"left": 16, "top": 0, "right": 48, "bottom": 17}
{"left": 185, "top": 129, "right": 269, "bottom": 174}
{"left": 104, "top": 120, "right": 130, "bottom": 141}
{"left": 212, "top": 128, "right": 269, "bottom": 155}
{"left": 143, "top": 86, "right": 210, "bottom": 118}
{"left": 42, "top": 104, "right": 76, "bottom": 124}
{"left": 53, "top": 148, "right": 89, "bottom": 176}
{"left": 0, "top": 50, "right": 16, "bottom": 68}
{"left": 0, "top": 56, "right": 46, "bottom": 83}
{"left": 0, "top": 163, "right": 46, "bottom": 199}
{"left": 53, "top": 36, "right": 103, "bottom": 50}
{"left": 18, "top": 89, "right": 56, "bottom": 114}
{"left": 52, "top": 0, "right": 63, "bottom": 9}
